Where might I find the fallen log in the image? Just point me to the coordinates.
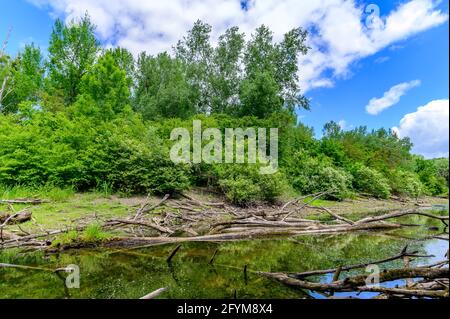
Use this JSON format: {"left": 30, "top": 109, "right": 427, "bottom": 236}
{"left": 133, "top": 194, "right": 170, "bottom": 220}
{"left": 290, "top": 246, "right": 432, "bottom": 278}
{"left": 0, "top": 199, "right": 48, "bottom": 205}
{"left": 106, "top": 222, "right": 402, "bottom": 248}
{"left": 357, "top": 286, "right": 448, "bottom": 298}
{"left": 0, "top": 263, "right": 70, "bottom": 273}
{"left": 313, "top": 206, "right": 355, "bottom": 225}
{"left": 281, "top": 192, "right": 329, "bottom": 221}
{"left": 261, "top": 267, "right": 449, "bottom": 292}
{"left": 107, "top": 219, "right": 174, "bottom": 234}
{"left": 356, "top": 209, "right": 449, "bottom": 225}
{"left": 0, "top": 211, "right": 32, "bottom": 225}
{"left": 140, "top": 287, "right": 168, "bottom": 299}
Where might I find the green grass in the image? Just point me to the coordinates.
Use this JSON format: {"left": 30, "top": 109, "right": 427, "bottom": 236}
{"left": 1, "top": 185, "right": 133, "bottom": 233}
{"left": 0, "top": 184, "right": 75, "bottom": 202}
{"left": 82, "top": 223, "right": 112, "bottom": 242}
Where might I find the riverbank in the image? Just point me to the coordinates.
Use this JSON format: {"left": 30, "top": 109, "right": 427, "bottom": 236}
{"left": 0, "top": 187, "right": 448, "bottom": 250}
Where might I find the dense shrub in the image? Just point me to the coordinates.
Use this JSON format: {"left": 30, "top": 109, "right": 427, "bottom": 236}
{"left": 0, "top": 111, "right": 191, "bottom": 195}
{"left": 285, "top": 151, "right": 352, "bottom": 200}
{"left": 389, "top": 170, "right": 424, "bottom": 199}
{"left": 214, "top": 164, "right": 287, "bottom": 206}
{"left": 350, "top": 164, "right": 391, "bottom": 199}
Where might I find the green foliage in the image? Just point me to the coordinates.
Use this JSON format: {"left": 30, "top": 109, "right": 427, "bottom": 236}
{"left": 73, "top": 51, "right": 131, "bottom": 120}
{"left": 285, "top": 151, "right": 352, "bottom": 200}
{"left": 389, "top": 170, "right": 424, "bottom": 199}
{"left": 239, "top": 70, "right": 282, "bottom": 118}
{"left": 433, "top": 158, "right": 449, "bottom": 185}
{"left": 82, "top": 223, "right": 111, "bottom": 243}
{"left": 414, "top": 156, "right": 448, "bottom": 196}
{"left": 134, "top": 53, "right": 196, "bottom": 119}
{"left": 0, "top": 15, "right": 446, "bottom": 204}
{"left": 0, "top": 184, "right": 74, "bottom": 202}
{"left": 214, "top": 164, "right": 287, "bottom": 206}
{"left": 47, "top": 14, "right": 100, "bottom": 105}
{"left": 350, "top": 164, "right": 391, "bottom": 199}
{"left": 0, "top": 111, "right": 190, "bottom": 195}
{"left": 2, "top": 44, "right": 44, "bottom": 113}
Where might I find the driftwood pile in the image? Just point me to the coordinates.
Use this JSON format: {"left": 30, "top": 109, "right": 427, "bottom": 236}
{"left": 260, "top": 246, "right": 449, "bottom": 299}
{"left": 0, "top": 193, "right": 448, "bottom": 250}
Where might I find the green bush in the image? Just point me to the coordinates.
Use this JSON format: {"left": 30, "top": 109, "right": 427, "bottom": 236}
{"left": 389, "top": 170, "right": 424, "bottom": 199}
{"left": 350, "top": 164, "right": 391, "bottom": 199}
{"left": 214, "top": 164, "right": 287, "bottom": 206}
{"left": 0, "top": 111, "right": 192, "bottom": 195}
{"left": 286, "top": 151, "right": 352, "bottom": 200}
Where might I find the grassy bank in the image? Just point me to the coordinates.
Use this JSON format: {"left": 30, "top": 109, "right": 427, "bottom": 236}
{"left": 1, "top": 185, "right": 447, "bottom": 238}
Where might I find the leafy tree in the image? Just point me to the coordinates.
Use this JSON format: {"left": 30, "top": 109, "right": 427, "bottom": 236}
{"left": 73, "top": 51, "right": 131, "bottom": 120}
{"left": 242, "top": 25, "right": 309, "bottom": 116}
{"left": 175, "top": 20, "right": 213, "bottom": 113}
{"left": 134, "top": 52, "right": 195, "bottom": 120}
{"left": 210, "top": 26, "right": 245, "bottom": 114}
{"left": 239, "top": 70, "right": 282, "bottom": 118}
{"left": 6, "top": 44, "right": 45, "bottom": 112}
{"left": 415, "top": 156, "right": 448, "bottom": 195}
{"left": 47, "top": 14, "right": 100, "bottom": 105}
{"left": 433, "top": 158, "right": 449, "bottom": 186}
{"left": 107, "top": 47, "right": 135, "bottom": 90}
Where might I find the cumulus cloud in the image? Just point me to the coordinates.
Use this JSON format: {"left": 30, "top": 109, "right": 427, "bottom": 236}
{"left": 393, "top": 99, "right": 449, "bottom": 159}
{"left": 28, "top": 0, "right": 448, "bottom": 92}
{"left": 366, "top": 80, "right": 421, "bottom": 115}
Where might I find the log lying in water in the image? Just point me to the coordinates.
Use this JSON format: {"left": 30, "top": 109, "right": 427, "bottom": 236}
{"left": 106, "top": 222, "right": 402, "bottom": 248}
{"left": 259, "top": 245, "right": 450, "bottom": 299}
{"left": 290, "top": 246, "right": 433, "bottom": 279}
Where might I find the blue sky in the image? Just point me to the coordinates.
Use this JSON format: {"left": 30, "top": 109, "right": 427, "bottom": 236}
{"left": 1, "top": 0, "right": 449, "bottom": 158}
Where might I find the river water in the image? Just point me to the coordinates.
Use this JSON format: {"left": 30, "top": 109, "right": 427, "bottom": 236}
{"left": 0, "top": 212, "right": 448, "bottom": 299}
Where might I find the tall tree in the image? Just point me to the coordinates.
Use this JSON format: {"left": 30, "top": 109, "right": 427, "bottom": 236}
{"left": 107, "top": 47, "right": 135, "bottom": 91}
{"left": 47, "top": 14, "right": 100, "bottom": 105}
{"left": 210, "top": 26, "right": 245, "bottom": 114}
{"left": 175, "top": 20, "right": 213, "bottom": 113}
{"left": 134, "top": 52, "right": 195, "bottom": 120}
{"left": 8, "top": 44, "right": 45, "bottom": 111}
{"left": 241, "top": 25, "right": 309, "bottom": 117}
{"left": 74, "top": 51, "right": 130, "bottom": 120}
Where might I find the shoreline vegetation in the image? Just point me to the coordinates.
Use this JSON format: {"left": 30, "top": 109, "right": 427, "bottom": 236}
{"left": 1, "top": 15, "right": 448, "bottom": 299}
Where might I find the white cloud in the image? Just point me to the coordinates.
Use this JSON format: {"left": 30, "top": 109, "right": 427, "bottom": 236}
{"left": 393, "top": 99, "right": 449, "bottom": 159}
{"left": 28, "top": 0, "right": 448, "bottom": 92}
{"left": 366, "top": 80, "right": 421, "bottom": 115}
{"left": 338, "top": 120, "right": 347, "bottom": 130}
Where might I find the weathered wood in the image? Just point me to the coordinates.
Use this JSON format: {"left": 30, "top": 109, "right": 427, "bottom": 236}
{"left": 0, "top": 199, "right": 48, "bottom": 205}
{"left": 209, "top": 249, "right": 219, "bottom": 265}
{"left": 133, "top": 194, "right": 170, "bottom": 220}
{"left": 107, "top": 219, "right": 173, "bottom": 234}
{"left": 358, "top": 286, "right": 448, "bottom": 298}
{"left": 140, "top": 287, "right": 168, "bottom": 300}
{"left": 261, "top": 267, "right": 449, "bottom": 292}
{"left": 0, "top": 211, "right": 32, "bottom": 225}
{"left": 356, "top": 209, "right": 449, "bottom": 225}
{"left": 290, "top": 247, "right": 431, "bottom": 278}
{"left": 281, "top": 192, "right": 329, "bottom": 221}
{"left": 315, "top": 206, "right": 355, "bottom": 225}
{"left": 167, "top": 244, "right": 182, "bottom": 263}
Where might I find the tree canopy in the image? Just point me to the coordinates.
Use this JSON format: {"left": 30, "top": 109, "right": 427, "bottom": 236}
{"left": 0, "top": 15, "right": 447, "bottom": 203}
